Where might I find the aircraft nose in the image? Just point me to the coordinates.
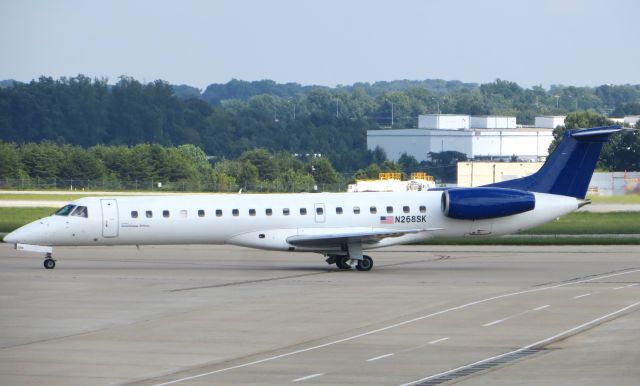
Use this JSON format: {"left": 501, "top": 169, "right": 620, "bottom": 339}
{"left": 3, "top": 229, "right": 19, "bottom": 244}
{"left": 2, "top": 221, "right": 51, "bottom": 245}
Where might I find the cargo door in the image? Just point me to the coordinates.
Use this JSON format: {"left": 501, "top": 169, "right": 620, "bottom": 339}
{"left": 314, "top": 203, "right": 326, "bottom": 223}
{"left": 101, "top": 199, "right": 119, "bottom": 237}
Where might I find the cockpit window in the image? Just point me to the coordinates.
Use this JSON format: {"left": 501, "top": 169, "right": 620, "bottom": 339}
{"left": 55, "top": 204, "right": 76, "bottom": 216}
{"left": 70, "top": 206, "right": 88, "bottom": 218}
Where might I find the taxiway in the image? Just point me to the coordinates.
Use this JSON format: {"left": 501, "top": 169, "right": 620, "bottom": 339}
{"left": 0, "top": 244, "right": 638, "bottom": 385}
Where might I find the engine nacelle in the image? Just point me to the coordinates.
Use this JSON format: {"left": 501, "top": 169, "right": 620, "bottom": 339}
{"left": 441, "top": 187, "right": 535, "bottom": 220}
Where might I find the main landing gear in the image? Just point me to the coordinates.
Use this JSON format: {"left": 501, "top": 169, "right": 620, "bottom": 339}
{"left": 43, "top": 253, "right": 56, "bottom": 269}
{"left": 326, "top": 255, "right": 374, "bottom": 271}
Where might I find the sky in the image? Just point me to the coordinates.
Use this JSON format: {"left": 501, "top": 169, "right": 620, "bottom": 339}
{"left": 1, "top": 0, "right": 639, "bottom": 90}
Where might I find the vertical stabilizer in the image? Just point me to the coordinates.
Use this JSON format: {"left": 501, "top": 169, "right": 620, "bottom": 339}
{"left": 485, "top": 126, "right": 621, "bottom": 198}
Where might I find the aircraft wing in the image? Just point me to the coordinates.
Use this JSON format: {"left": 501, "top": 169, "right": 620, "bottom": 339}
{"left": 286, "top": 228, "right": 441, "bottom": 248}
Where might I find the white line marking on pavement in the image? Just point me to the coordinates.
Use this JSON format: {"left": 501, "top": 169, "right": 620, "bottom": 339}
{"left": 573, "top": 293, "right": 591, "bottom": 299}
{"left": 292, "top": 373, "right": 324, "bottom": 382}
{"left": 483, "top": 319, "right": 504, "bottom": 327}
{"left": 613, "top": 283, "right": 638, "bottom": 290}
{"left": 367, "top": 353, "right": 395, "bottom": 362}
{"left": 533, "top": 305, "right": 550, "bottom": 311}
{"left": 428, "top": 337, "right": 449, "bottom": 345}
{"left": 399, "top": 301, "right": 640, "bottom": 386}
{"left": 151, "top": 268, "right": 640, "bottom": 386}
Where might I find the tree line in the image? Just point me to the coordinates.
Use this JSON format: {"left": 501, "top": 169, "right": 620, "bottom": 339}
{"left": 1, "top": 76, "right": 639, "bottom": 177}
{"left": 0, "top": 142, "right": 352, "bottom": 191}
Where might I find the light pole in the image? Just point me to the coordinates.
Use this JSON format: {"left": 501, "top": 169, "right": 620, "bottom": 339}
{"left": 288, "top": 98, "right": 296, "bottom": 120}
{"left": 554, "top": 95, "right": 560, "bottom": 109}
{"left": 391, "top": 101, "right": 394, "bottom": 127}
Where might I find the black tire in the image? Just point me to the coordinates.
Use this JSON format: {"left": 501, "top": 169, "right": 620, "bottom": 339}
{"left": 43, "top": 259, "right": 56, "bottom": 269}
{"left": 336, "top": 256, "right": 351, "bottom": 270}
{"left": 356, "top": 256, "right": 373, "bottom": 271}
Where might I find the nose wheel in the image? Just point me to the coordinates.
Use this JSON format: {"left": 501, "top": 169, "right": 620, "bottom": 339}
{"left": 43, "top": 253, "right": 56, "bottom": 269}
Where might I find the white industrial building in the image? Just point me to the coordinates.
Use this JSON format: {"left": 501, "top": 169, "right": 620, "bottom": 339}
{"left": 367, "top": 114, "right": 555, "bottom": 162}
{"left": 470, "top": 116, "right": 517, "bottom": 129}
{"left": 624, "top": 115, "right": 640, "bottom": 126}
{"left": 418, "top": 114, "right": 470, "bottom": 129}
{"left": 534, "top": 116, "right": 566, "bottom": 129}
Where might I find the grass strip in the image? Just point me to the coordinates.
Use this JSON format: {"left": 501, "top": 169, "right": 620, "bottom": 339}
{"left": 0, "top": 207, "right": 56, "bottom": 233}
{"left": 426, "top": 235, "right": 640, "bottom": 245}
{"left": 521, "top": 212, "right": 640, "bottom": 235}
{"left": 0, "top": 193, "right": 98, "bottom": 201}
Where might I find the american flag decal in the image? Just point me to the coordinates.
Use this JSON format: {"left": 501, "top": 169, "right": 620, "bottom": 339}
{"left": 380, "top": 216, "right": 394, "bottom": 224}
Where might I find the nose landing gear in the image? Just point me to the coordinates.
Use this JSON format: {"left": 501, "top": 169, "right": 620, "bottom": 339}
{"left": 43, "top": 253, "right": 56, "bottom": 269}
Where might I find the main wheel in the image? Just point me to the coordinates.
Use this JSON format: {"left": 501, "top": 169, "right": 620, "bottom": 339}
{"left": 336, "top": 256, "right": 351, "bottom": 270}
{"left": 43, "top": 259, "right": 56, "bottom": 269}
{"left": 356, "top": 255, "right": 373, "bottom": 271}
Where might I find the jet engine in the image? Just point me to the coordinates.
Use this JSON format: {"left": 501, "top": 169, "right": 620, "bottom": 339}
{"left": 441, "top": 187, "right": 535, "bottom": 220}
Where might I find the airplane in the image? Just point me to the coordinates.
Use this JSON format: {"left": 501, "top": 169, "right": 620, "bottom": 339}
{"left": 2, "top": 126, "right": 622, "bottom": 271}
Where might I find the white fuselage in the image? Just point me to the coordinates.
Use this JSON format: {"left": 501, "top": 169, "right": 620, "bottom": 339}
{"left": 5, "top": 191, "right": 578, "bottom": 253}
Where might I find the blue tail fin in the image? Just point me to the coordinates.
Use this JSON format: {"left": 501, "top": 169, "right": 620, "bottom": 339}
{"left": 485, "top": 126, "right": 621, "bottom": 199}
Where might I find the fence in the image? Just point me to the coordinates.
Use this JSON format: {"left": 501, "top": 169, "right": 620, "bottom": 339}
{"left": 0, "top": 178, "right": 349, "bottom": 193}
{"left": 588, "top": 172, "right": 640, "bottom": 195}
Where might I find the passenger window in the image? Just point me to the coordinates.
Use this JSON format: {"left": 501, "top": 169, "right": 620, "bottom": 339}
{"left": 316, "top": 207, "right": 323, "bottom": 215}
{"left": 146, "top": 210, "right": 153, "bottom": 218}
{"left": 232, "top": 209, "right": 239, "bottom": 216}
{"left": 336, "top": 207, "right": 343, "bottom": 214}
{"left": 216, "top": 209, "right": 222, "bottom": 217}
{"left": 55, "top": 204, "right": 76, "bottom": 217}
{"left": 370, "top": 206, "right": 377, "bottom": 214}
{"left": 419, "top": 205, "right": 426, "bottom": 213}
{"left": 71, "top": 206, "right": 88, "bottom": 218}
{"left": 300, "top": 208, "right": 307, "bottom": 215}
{"left": 131, "top": 210, "right": 138, "bottom": 218}
{"left": 163, "top": 210, "right": 170, "bottom": 218}
{"left": 249, "top": 209, "right": 256, "bottom": 216}
{"left": 353, "top": 206, "right": 360, "bottom": 214}
{"left": 283, "top": 208, "right": 290, "bottom": 216}
{"left": 198, "top": 209, "right": 205, "bottom": 217}
{"left": 403, "top": 206, "right": 410, "bottom": 213}
{"left": 266, "top": 208, "right": 273, "bottom": 216}
{"left": 180, "top": 210, "right": 187, "bottom": 218}
{"left": 386, "top": 206, "right": 393, "bottom": 214}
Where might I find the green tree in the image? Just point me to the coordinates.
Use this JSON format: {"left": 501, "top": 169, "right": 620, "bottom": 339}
{"left": 424, "top": 151, "right": 467, "bottom": 182}
{"left": 19, "top": 142, "right": 64, "bottom": 178}
{"left": 310, "top": 157, "right": 339, "bottom": 185}
{"left": 599, "top": 130, "right": 640, "bottom": 171}
{"left": 354, "top": 163, "right": 382, "bottom": 180}
{"left": 239, "top": 148, "right": 276, "bottom": 181}
{"left": 236, "top": 160, "right": 259, "bottom": 188}
{"left": 548, "top": 111, "right": 615, "bottom": 153}
{"left": 398, "top": 153, "right": 420, "bottom": 174}
{"left": 0, "top": 142, "right": 26, "bottom": 178}
{"left": 59, "top": 145, "right": 107, "bottom": 180}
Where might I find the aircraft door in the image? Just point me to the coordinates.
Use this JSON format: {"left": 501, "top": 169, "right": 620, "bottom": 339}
{"left": 101, "top": 199, "right": 119, "bottom": 237}
{"left": 314, "top": 203, "right": 326, "bottom": 223}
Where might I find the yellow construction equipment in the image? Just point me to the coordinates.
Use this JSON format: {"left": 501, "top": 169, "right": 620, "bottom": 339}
{"left": 379, "top": 172, "right": 402, "bottom": 180}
